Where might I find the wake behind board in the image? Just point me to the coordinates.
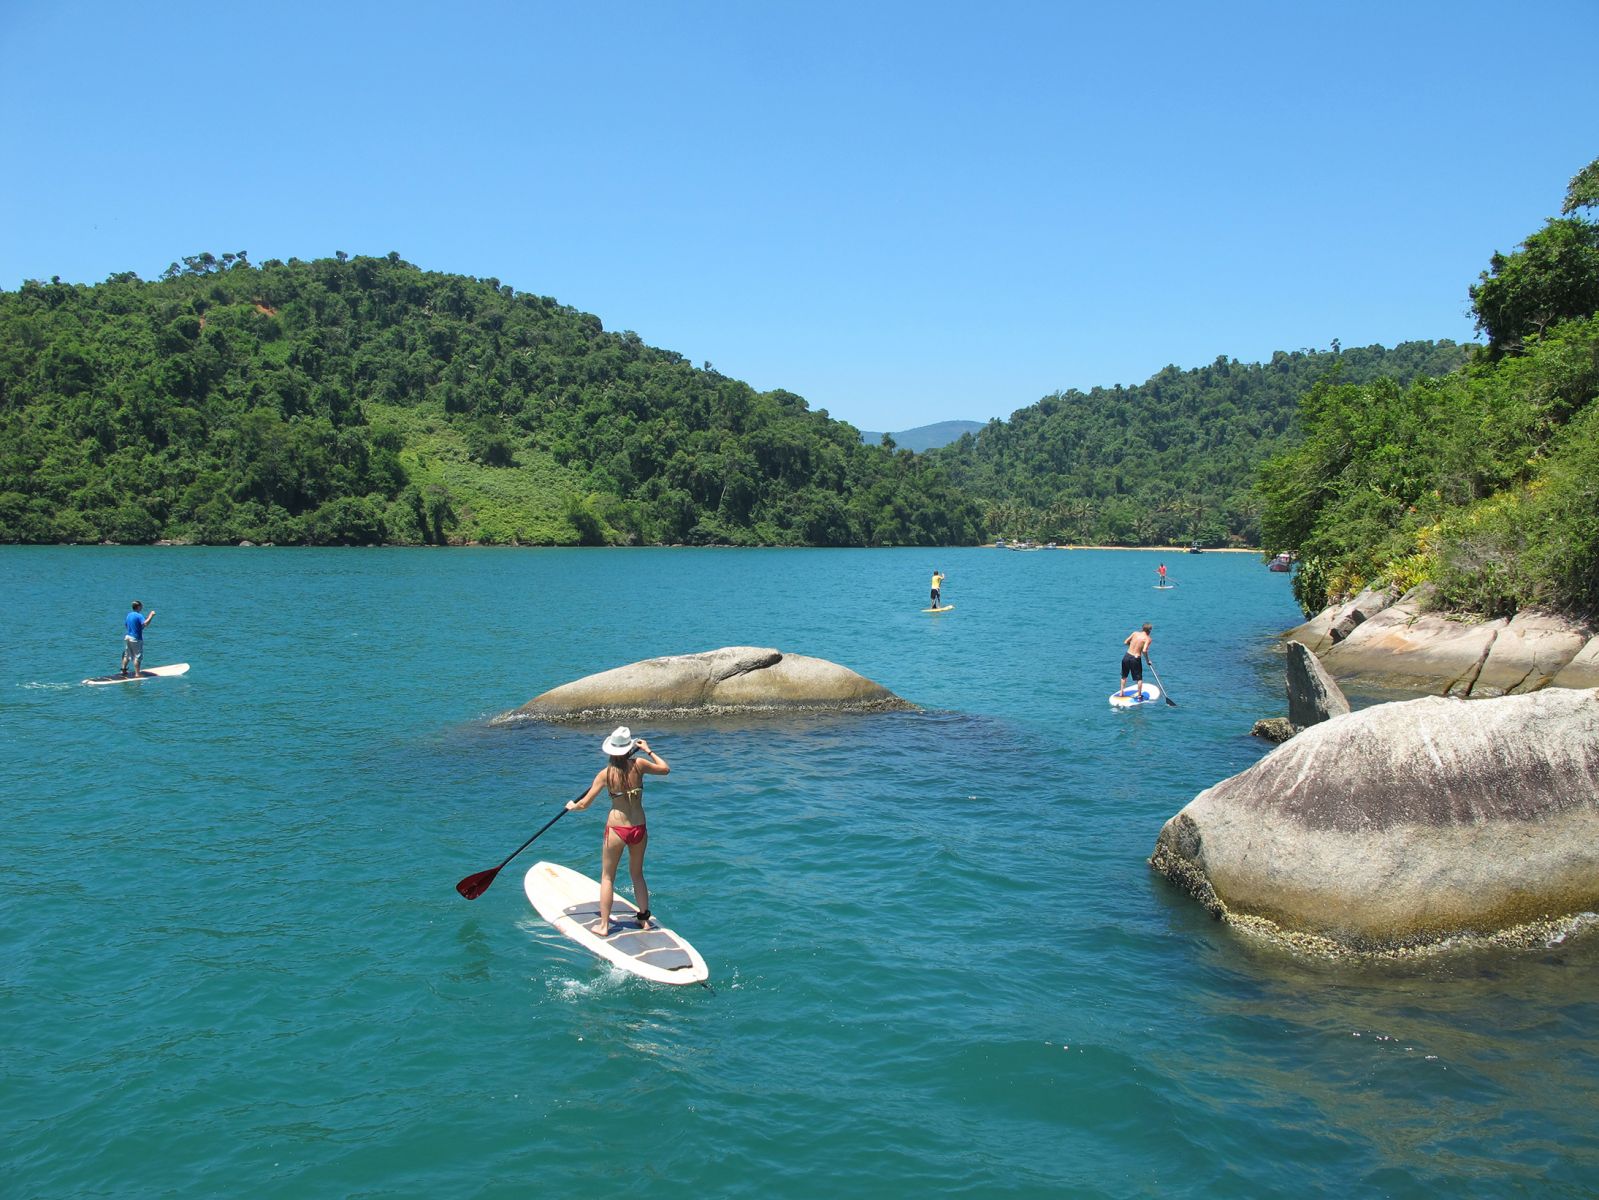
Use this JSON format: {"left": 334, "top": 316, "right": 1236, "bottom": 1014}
{"left": 1109, "top": 682, "right": 1162, "bottom": 708}
{"left": 524, "top": 861, "right": 708, "bottom": 986}
{"left": 83, "top": 663, "right": 190, "bottom": 686}
{"left": 922, "top": 604, "right": 955, "bottom": 613}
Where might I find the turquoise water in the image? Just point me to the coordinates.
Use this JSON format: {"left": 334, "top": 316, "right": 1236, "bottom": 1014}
{"left": 5, "top": 546, "right": 1597, "bottom": 1198}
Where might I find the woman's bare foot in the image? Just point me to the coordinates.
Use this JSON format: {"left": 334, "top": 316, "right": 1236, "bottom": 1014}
{"left": 592, "top": 919, "right": 611, "bottom": 937}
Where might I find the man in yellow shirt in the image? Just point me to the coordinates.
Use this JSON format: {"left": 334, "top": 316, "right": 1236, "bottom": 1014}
{"left": 930, "top": 571, "right": 945, "bottom": 608}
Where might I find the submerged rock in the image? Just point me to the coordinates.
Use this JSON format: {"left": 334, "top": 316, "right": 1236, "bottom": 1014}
{"left": 495, "top": 646, "right": 915, "bottom": 723}
{"left": 1250, "top": 717, "right": 1296, "bottom": 743}
{"left": 1151, "top": 688, "right": 1599, "bottom": 952}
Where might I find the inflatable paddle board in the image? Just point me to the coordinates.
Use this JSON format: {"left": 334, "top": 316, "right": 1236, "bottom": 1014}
{"left": 1109, "top": 683, "right": 1162, "bottom": 707}
{"left": 922, "top": 604, "right": 955, "bottom": 613}
{"left": 524, "top": 861, "right": 708, "bottom": 986}
{"left": 83, "top": 663, "right": 190, "bottom": 686}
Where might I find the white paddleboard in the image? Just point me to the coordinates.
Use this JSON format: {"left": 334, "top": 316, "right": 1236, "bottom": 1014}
{"left": 1109, "top": 682, "right": 1162, "bottom": 708}
{"left": 524, "top": 861, "right": 708, "bottom": 986}
{"left": 922, "top": 604, "right": 955, "bottom": 613}
{"left": 83, "top": 663, "right": 190, "bottom": 686}
{"left": 1154, "top": 584, "right": 1176, "bottom": 589}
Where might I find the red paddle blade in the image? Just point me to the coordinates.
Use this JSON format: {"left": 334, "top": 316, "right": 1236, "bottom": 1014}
{"left": 455, "top": 867, "right": 500, "bottom": 900}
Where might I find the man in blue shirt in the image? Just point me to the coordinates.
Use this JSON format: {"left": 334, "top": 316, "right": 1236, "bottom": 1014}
{"left": 122, "top": 600, "right": 155, "bottom": 676}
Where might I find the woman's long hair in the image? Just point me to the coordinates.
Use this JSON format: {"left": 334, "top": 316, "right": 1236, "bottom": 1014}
{"left": 605, "top": 750, "right": 635, "bottom": 794}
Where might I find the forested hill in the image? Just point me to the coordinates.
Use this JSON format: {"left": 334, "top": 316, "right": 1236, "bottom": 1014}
{"left": 0, "top": 253, "right": 986, "bottom": 547}
{"left": 0, "top": 251, "right": 1475, "bottom": 551}
{"left": 926, "top": 340, "right": 1471, "bottom": 547}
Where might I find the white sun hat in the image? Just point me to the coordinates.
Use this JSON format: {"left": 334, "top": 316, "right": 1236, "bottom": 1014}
{"left": 601, "top": 726, "right": 638, "bottom": 756}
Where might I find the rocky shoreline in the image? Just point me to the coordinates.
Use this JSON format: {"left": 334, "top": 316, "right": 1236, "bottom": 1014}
{"left": 1284, "top": 583, "right": 1598, "bottom": 697}
{"left": 1167, "top": 585, "right": 1599, "bottom": 958}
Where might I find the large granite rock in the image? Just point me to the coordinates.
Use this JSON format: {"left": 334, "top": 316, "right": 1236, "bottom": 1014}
{"left": 1318, "top": 585, "right": 1507, "bottom": 695}
{"left": 1285, "top": 584, "right": 1400, "bottom": 654}
{"left": 1330, "top": 584, "right": 1398, "bottom": 643}
{"left": 1282, "top": 609, "right": 1338, "bottom": 656}
{"left": 1552, "top": 636, "right": 1599, "bottom": 689}
{"left": 1313, "top": 585, "right": 1593, "bottom": 697}
{"left": 1285, "top": 641, "right": 1349, "bottom": 729}
{"left": 1473, "top": 611, "right": 1594, "bottom": 696}
{"left": 1151, "top": 688, "right": 1599, "bottom": 952}
{"left": 495, "top": 646, "right": 914, "bottom": 723}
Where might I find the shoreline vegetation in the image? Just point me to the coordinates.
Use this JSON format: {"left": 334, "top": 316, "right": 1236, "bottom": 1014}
{"left": 1258, "top": 156, "right": 1599, "bottom": 624}
{"left": 19, "top": 539, "right": 1265, "bottom": 553}
{"left": 2, "top": 252, "right": 1462, "bottom": 553}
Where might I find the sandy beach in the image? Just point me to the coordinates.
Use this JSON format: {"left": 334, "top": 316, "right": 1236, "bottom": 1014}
{"left": 987, "top": 543, "right": 1259, "bottom": 553}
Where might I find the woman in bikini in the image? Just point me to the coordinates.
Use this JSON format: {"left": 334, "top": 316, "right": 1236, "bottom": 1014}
{"left": 566, "top": 726, "right": 670, "bottom": 936}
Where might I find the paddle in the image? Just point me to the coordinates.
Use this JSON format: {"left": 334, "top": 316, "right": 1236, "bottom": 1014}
{"left": 1146, "top": 660, "right": 1178, "bottom": 707}
{"left": 455, "top": 799, "right": 575, "bottom": 900}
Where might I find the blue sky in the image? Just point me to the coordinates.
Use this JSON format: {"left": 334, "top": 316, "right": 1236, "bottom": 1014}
{"left": 2, "top": 1, "right": 1593, "bottom": 432}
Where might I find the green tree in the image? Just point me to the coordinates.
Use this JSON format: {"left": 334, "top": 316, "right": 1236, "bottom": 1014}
{"left": 1563, "top": 154, "right": 1599, "bottom": 214}
{"left": 1469, "top": 217, "right": 1599, "bottom": 356}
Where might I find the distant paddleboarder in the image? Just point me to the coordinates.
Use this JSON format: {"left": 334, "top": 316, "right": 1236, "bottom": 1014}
{"left": 121, "top": 600, "right": 155, "bottom": 677}
{"left": 1121, "top": 622, "right": 1154, "bottom": 700}
{"left": 1157, "top": 563, "right": 1167, "bottom": 585}
{"left": 930, "top": 570, "right": 945, "bottom": 608}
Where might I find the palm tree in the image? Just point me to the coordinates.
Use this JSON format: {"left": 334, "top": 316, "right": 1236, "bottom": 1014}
{"left": 1069, "top": 497, "right": 1098, "bottom": 543}
{"left": 984, "top": 501, "right": 1025, "bottom": 539}
{"left": 1130, "top": 510, "right": 1158, "bottom": 546}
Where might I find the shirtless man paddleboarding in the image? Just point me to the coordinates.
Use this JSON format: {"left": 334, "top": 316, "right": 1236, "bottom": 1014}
{"left": 1121, "top": 623, "right": 1154, "bottom": 700}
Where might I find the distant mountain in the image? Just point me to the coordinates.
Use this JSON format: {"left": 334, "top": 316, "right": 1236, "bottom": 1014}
{"left": 858, "top": 420, "right": 985, "bottom": 452}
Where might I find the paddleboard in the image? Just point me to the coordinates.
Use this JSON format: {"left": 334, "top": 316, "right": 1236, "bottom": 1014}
{"left": 83, "top": 663, "right": 190, "bottom": 686}
{"left": 1154, "top": 584, "right": 1176, "bottom": 589}
{"left": 524, "top": 860, "right": 708, "bottom": 986}
{"left": 922, "top": 604, "right": 955, "bottom": 613}
{"left": 1109, "top": 682, "right": 1162, "bottom": 707}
